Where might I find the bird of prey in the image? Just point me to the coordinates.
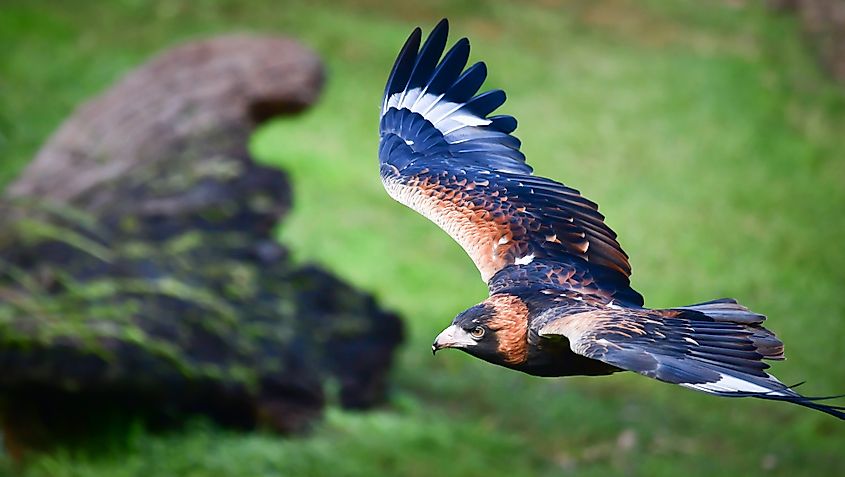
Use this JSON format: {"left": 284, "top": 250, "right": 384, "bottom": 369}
{"left": 378, "top": 19, "right": 844, "bottom": 419}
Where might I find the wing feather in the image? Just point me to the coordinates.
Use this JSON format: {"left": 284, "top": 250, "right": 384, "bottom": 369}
{"left": 537, "top": 307, "right": 845, "bottom": 419}
{"left": 379, "top": 19, "right": 633, "bottom": 289}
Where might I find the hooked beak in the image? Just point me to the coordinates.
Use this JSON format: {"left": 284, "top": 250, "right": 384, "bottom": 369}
{"left": 432, "top": 324, "right": 476, "bottom": 355}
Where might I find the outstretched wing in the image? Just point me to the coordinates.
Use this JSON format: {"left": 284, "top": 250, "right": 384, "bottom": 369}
{"left": 537, "top": 305, "right": 845, "bottom": 419}
{"left": 379, "top": 19, "right": 632, "bottom": 286}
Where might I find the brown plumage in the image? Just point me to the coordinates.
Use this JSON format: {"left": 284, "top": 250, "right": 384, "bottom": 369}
{"left": 485, "top": 294, "right": 529, "bottom": 365}
{"left": 383, "top": 171, "right": 512, "bottom": 281}
{"left": 380, "top": 19, "right": 845, "bottom": 419}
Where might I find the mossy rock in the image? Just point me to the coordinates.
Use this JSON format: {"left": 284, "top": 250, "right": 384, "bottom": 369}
{"left": 0, "top": 35, "right": 403, "bottom": 457}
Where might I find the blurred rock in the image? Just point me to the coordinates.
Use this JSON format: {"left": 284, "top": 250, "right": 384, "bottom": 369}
{"left": 615, "top": 428, "right": 637, "bottom": 452}
{"left": 769, "top": 0, "right": 845, "bottom": 83}
{"left": 761, "top": 453, "right": 779, "bottom": 471}
{"left": 0, "top": 35, "right": 403, "bottom": 456}
{"left": 6, "top": 34, "right": 323, "bottom": 207}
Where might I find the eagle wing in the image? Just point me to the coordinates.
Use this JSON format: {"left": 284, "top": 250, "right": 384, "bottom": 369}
{"left": 379, "top": 19, "right": 632, "bottom": 287}
{"left": 536, "top": 303, "right": 845, "bottom": 419}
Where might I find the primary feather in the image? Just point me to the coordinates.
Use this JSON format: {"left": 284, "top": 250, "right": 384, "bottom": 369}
{"left": 379, "top": 19, "right": 634, "bottom": 287}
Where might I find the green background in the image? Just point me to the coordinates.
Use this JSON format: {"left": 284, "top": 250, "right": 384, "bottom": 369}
{"left": 2, "top": 0, "right": 844, "bottom": 475}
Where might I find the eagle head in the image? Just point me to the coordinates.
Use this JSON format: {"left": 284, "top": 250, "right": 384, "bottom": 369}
{"left": 432, "top": 295, "right": 530, "bottom": 367}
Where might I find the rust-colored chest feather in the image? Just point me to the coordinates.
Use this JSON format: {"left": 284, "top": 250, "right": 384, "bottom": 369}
{"left": 383, "top": 171, "right": 514, "bottom": 281}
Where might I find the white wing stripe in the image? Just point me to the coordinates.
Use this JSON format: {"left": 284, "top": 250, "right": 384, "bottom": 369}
{"left": 386, "top": 88, "right": 491, "bottom": 132}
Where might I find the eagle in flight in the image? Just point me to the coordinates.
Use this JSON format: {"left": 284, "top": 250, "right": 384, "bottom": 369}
{"left": 378, "top": 19, "right": 844, "bottom": 419}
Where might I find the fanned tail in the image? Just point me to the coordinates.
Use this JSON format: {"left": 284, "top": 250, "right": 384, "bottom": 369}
{"left": 671, "top": 298, "right": 844, "bottom": 420}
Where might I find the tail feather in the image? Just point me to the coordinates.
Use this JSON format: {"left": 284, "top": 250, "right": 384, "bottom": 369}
{"left": 675, "top": 298, "right": 784, "bottom": 360}
{"left": 671, "top": 299, "right": 840, "bottom": 419}
{"left": 723, "top": 386, "right": 845, "bottom": 421}
{"left": 677, "top": 298, "right": 766, "bottom": 324}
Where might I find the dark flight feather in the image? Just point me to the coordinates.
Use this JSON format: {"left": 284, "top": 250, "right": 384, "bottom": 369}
{"left": 379, "top": 20, "right": 632, "bottom": 287}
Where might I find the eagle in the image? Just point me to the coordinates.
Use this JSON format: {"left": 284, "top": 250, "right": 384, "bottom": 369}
{"left": 377, "top": 19, "right": 844, "bottom": 419}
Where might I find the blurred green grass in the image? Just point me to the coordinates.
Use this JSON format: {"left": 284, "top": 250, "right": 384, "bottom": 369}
{"left": 2, "top": 0, "right": 845, "bottom": 476}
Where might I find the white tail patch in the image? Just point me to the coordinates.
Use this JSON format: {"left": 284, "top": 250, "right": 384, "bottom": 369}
{"left": 680, "top": 373, "right": 788, "bottom": 397}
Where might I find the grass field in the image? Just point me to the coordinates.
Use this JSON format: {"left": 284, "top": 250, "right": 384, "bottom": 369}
{"left": 2, "top": 0, "right": 845, "bottom": 475}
